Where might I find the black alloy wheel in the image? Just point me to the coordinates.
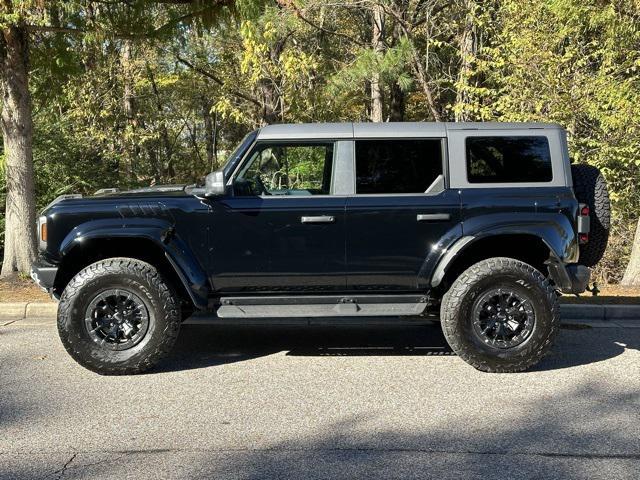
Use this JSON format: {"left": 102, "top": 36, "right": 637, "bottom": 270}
{"left": 84, "top": 289, "right": 151, "bottom": 351}
{"left": 471, "top": 288, "right": 535, "bottom": 349}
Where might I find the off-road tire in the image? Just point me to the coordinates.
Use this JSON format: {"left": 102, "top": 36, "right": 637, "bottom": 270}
{"left": 440, "top": 257, "right": 560, "bottom": 373}
{"left": 58, "top": 258, "right": 181, "bottom": 375}
{"left": 571, "top": 164, "right": 610, "bottom": 267}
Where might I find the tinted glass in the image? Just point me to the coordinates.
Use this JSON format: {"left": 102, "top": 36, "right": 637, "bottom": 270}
{"left": 222, "top": 130, "right": 258, "bottom": 178}
{"left": 355, "top": 140, "right": 443, "bottom": 194}
{"left": 235, "top": 143, "right": 334, "bottom": 196}
{"left": 466, "top": 136, "right": 552, "bottom": 183}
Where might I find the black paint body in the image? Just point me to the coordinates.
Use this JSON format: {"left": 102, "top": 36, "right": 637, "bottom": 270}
{"left": 35, "top": 130, "right": 583, "bottom": 310}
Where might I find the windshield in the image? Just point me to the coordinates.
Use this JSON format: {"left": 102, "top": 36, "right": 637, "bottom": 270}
{"left": 222, "top": 130, "right": 258, "bottom": 179}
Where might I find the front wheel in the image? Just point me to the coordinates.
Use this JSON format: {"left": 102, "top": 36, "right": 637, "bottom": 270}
{"left": 58, "top": 258, "right": 181, "bottom": 375}
{"left": 440, "top": 257, "right": 559, "bottom": 373}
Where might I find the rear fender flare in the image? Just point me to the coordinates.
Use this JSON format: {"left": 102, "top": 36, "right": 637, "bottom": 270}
{"left": 417, "top": 223, "right": 464, "bottom": 290}
{"left": 430, "top": 216, "right": 577, "bottom": 288}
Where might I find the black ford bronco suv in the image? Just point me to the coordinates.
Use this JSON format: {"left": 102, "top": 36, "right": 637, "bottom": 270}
{"left": 31, "top": 122, "right": 610, "bottom": 375}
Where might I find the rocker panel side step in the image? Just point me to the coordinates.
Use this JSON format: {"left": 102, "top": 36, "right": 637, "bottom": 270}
{"left": 214, "top": 294, "right": 430, "bottom": 318}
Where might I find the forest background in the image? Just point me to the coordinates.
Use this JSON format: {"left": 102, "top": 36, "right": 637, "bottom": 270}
{"left": 1, "top": 0, "right": 640, "bottom": 284}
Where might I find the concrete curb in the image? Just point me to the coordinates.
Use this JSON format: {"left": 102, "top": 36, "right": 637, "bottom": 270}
{"left": 1, "top": 301, "right": 639, "bottom": 322}
{"left": 1, "top": 303, "right": 27, "bottom": 318}
{"left": 1, "top": 302, "right": 57, "bottom": 319}
{"left": 560, "top": 303, "right": 640, "bottom": 320}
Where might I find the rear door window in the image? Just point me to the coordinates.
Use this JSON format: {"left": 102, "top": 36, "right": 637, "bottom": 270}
{"left": 355, "top": 139, "right": 443, "bottom": 194}
{"left": 466, "top": 136, "right": 552, "bottom": 183}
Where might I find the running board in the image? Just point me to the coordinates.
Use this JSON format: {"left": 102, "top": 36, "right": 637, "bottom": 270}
{"left": 214, "top": 294, "right": 430, "bottom": 318}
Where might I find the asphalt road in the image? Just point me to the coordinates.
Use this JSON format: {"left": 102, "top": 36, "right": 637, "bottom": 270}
{"left": 1, "top": 316, "right": 639, "bottom": 480}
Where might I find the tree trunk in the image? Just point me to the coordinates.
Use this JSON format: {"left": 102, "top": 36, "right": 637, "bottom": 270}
{"left": 389, "top": 81, "right": 405, "bottom": 121}
{"left": 257, "top": 78, "right": 279, "bottom": 125}
{"left": 455, "top": 0, "right": 476, "bottom": 122}
{"left": 389, "top": 13, "right": 405, "bottom": 122}
{"left": 202, "top": 97, "right": 217, "bottom": 171}
{"left": 82, "top": 3, "right": 97, "bottom": 71}
{"left": 0, "top": 23, "right": 37, "bottom": 276}
{"left": 409, "top": 47, "right": 441, "bottom": 121}
{"left": 370, "top": 4, "right": 384, "bottom": 122}
{"left": 122, "top": 39, "right": 138, "bottom": 183}
{"left": 622, "top": 219, "right": 640, "bottom": 286}
{"left": 146, "top": 63, "right": 173, "bottom": 182}
{"left": 212, "top": 109, "right": 218, "bottom": 166}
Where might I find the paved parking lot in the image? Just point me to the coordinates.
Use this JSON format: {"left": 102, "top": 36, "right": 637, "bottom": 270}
{"left": 1, "top": 316, "right": 639, "bottom": 479}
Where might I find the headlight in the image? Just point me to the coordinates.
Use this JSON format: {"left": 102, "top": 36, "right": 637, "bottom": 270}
{"left": 37, "top": 216, "right": 47, "bottom": 250}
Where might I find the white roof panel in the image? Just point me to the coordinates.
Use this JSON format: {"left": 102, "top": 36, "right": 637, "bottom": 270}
{"left": 255, "top": 121, "right": 565, "bottom": 140}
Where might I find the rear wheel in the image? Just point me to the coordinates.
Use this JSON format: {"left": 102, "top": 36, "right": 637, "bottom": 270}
{"left": 440, "top": 257, "right": 559, "bottom": 373}
{"left": 57, "top": 258, "right": 181, "bottom": 375}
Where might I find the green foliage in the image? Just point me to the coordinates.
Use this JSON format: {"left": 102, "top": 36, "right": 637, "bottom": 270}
{"left": 470, "top": 0, "right": 640, "bottom": 281}
{"left": 330, "top": 36, "right": 414, "bottom": 100}
{"left": 2, "top": 0, "right": 640, "bottom": 280}
{"left": 239, "top": 142, "right": 329, "bottom": 193}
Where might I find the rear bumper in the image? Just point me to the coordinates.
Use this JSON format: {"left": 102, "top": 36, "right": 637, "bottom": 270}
{"left": 30, "top": 260, "right": 58, "bottom": 294}
{"left": 547, "top": 261, "right": 590, "bottom": 294}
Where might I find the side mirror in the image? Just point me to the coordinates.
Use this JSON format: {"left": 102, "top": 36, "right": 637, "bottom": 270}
{"left": 205, "top": 169, "right": 226, "bottom": 197}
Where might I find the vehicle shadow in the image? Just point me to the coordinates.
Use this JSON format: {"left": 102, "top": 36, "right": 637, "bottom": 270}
{"left": 533, "top": 322, "right": 640, "bottom": 371}
{"left": 153, "top": 323, "right": 451, "bottom": 374}
{"left": 153, "top": 321, "right": 640, "bottom": 374}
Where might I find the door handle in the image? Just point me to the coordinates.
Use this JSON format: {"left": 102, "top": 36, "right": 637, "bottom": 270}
{"left": 417, "top": 213, "right": 450, "bottom": 222}
{"left": 301, "top": 215, "right": 335, "bottom": 224}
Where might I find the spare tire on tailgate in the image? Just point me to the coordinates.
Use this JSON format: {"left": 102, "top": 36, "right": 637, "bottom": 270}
{"left": 571, "top": 164, "right": 610, "bottom": 267}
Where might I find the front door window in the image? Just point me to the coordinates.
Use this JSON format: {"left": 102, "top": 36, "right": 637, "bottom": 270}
{"left": 235, "top": 143, "right": 334, "bottom": 196}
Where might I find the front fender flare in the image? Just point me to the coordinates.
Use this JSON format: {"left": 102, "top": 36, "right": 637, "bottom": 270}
{"left": 60, "top": 218, "right": 209, "bottom": 309}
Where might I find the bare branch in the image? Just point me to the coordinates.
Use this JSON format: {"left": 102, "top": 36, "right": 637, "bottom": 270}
{"left": 26, "top": 25, "right": 87, "bottom": 36}
{"left": 175, "top": 55, "right": 263, "bottom": 108}
{"left": 26, "top": 0, "right": 233, "bottom": 40}
{"left": 276, "top": 0, "right": 366, "bottom": 47}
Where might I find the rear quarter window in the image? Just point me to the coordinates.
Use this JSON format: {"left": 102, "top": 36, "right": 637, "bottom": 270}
{"left": 466, "top": 136, "right": 552, "bottom": 183}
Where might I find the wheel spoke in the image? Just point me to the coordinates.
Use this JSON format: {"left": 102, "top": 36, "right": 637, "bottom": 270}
{"left": 102, "top": 304, "right": 116, "bottom": 316}
{"left": 506, "top": 319, "right": 519, "bottom": 332}
{"left": 482, "top": 318, "right": 498, "bottom": 334}
{"left": 85, "top": 289, "right": 150, "bottom": 351}
{"left": 472, "top": 288, "right": 534, "bottom": 349}
{"left": 504, "top": 292, "right": 514, "bottom": 308}
{"left": 508, "top": 299, "right": 525, "bottom": 313}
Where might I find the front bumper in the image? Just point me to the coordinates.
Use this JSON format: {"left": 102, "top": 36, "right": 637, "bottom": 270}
{"left": 30, "top": 260, "right": 59, "bottom": 294}
{"left": 547, "top": 260, "right": 591, "bottom": 295}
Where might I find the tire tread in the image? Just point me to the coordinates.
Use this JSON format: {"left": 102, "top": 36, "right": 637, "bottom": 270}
{"left": 57, "top": 257, "right": 180, "bottom": 375}
{"left": 571, "top": 164, "right": 610, "bottom": 267}
{"left": 440, "top": 257, "right": 560, "bottom": 373}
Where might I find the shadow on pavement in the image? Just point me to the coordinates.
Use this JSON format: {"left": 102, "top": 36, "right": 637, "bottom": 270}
{"left": 153, "top": 323, "right": 451, "bottom": 374}
{"left": 153, "top": 322, "right": 640, "bottom": 374}
{"left": 7, "top": 381, "right": 639, "bottom": 479}
{"left": 192, "top": 382, "right": 640, "bottom": 479}
{"left": 2, "top": 321, "right": 640, "bottom": 479}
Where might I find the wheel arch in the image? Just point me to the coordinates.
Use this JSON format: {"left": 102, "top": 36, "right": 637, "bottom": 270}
{"left": 54, "top": 231, "right": 209, "bottom": 310}
{"left": 432, "top": 233, "right": 558, "bottom": 294}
